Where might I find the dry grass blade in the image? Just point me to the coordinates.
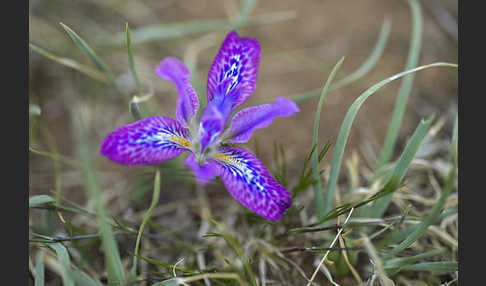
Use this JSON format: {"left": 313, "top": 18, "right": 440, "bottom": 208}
{"left": 29, "top": 43, "right": 107, "bottom": 82}
{"left": 306, "top": 208, "right": 355, "bottom": 286}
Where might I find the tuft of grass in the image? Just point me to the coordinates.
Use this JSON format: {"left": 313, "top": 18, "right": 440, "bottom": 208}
{"left": 321, "top": 62, "right": 457, "bottom": 220}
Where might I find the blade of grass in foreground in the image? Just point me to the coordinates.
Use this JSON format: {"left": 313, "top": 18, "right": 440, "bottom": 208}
{"left": 48, "top": 243, "right": 74, "bottom": 286}
{"left": 34, "top": 250, "right": 45, "bottom": 286}
{"left": 60, "top": 23, "right": 127, "bottom": 99}
{"left": 311, "top": 57, "right": 345, "bottom": 220}
{"left": 289, "top": 16, "right": 392, "bottom": 104}
{"left": 377, "top": 0, "right": 423, "bottom": 168}
{"left": 72, "top": 108, "right": 126, "bottom": 284}
{"left": 322, "top": 62, "right": 457, "bottom": 218}
{"left": 368, "top": 114, "right": 435, "bottom": 219}
{"left": 131, "top": 170, "right": 161, "bottom": 277}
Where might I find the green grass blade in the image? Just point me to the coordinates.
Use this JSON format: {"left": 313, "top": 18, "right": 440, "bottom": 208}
{"left": 290, "top": 17, "right": 392, "bottom": 104}
{"left": 369, "top": 114, "right": 435, "bottom": 218}
{"left": 126, "top": 23, "right": 143, "bottom": 98}
{"left": 131, "top": 170, "right": 161, "bottom": 277}
{"left": 322, "top": 62, "right": 456, "bottom": 217}
{"left": 382, "top": 115, "right": 458, "bottom": 260}
{"left": 399, "top": 261, "right": 458, "bottom": 272}
{"left": 102, "top": 11, "right": 295, "bottom": 47}
{"left": 383, "top": 248, "right": 446, "bottom": 270}
{"left": 70, "top": 267, "right": 104, "bottom": 286}
{"left": 60, "top": 23, "right": 127, "bottom": 99}
{"left": 48, "top": 243, "right": 74, "bottom": 286}
{"left": 29, "top": 42, "right": 107, "bottom": 83}
{"left": 34, "top": 250, "right": 45, "bottom": 286}
{"left": 29, "top": 195, "right": 56, "bottom": 208}
{"left": 72, "top": 109, "right": 126, "bottom": 284}
{"left": 236, "top": 0, "right": 259, "bottom": 25}
{"left": 311, "top": 57, "right": 345, "bottom": 219}
{"left": 126, "top": 23, "right": 145, "bottom": 120}
{"left": 377, "top": 0, "right": 423, "bottom": 168}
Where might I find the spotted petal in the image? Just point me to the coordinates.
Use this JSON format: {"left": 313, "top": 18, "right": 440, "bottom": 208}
{"left": 156, "top": 57, "right": 199, "bottom": 127}
{"left": 101, "top": 116, "right": 191, "bottom": 165}
{"left": 211, "top": 147, "right": 292, "bottom": 220}
{"left": 206, "top": 30, "right": 261, "bottom": 111}
{"left": 225, "top": 97, "right": 299, "bottom": 144}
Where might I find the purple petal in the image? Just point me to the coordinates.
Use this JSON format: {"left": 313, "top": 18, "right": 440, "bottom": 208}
{"left": 226, "top": 97, "right": 300, "bottom": 144}
{"left": 212, "top": 147, "right": 292, "bottom": 220}
{"left": 156, "top": 57, "right": 199, "bottom": 127}
{"left": 184, "top": 153, "right": 220, "bottom": 185}
{"left": 197, "top": 95, "right": 234, "bottom": 152}
{"left": 101, "top": 116, "right": 191, "bottom": 165}
{"left": 207, "top": 30, "right": 261, "bottom": 111}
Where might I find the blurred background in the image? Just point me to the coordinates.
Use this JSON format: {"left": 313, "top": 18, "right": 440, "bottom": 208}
{"left": 29, "top": 0, "right": 458, "bottom": 285}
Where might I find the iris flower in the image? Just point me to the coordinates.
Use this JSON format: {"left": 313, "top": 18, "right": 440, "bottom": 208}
{"left": 101, "top": 31, "right": 299, "bottom": 220}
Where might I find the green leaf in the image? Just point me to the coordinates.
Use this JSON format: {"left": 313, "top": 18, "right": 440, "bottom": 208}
{"left": 311, "top": 57, "right": 345, "bottom": 219}
{"left": 60, "top": 23, "right": 127, "bottom": 99}
{"left": 29, "top": 195, "right": 56, "bottom": 208}
{"left": 377, "top": 0, "right": 423, "bottom": 167}
{"left": 399, "top": 261, "right": 458, "bottom": 272}
{"left": 369, "top": 114, "right": 435, "bottom": 218}
{"left": 126, "top": 23, "right": 143, "bottom": 98}
{"left": 383, "top": 248, "right": 446, "bottom": 269}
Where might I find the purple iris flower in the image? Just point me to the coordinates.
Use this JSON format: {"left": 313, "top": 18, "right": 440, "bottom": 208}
{"left": 100, "top": 31, "right": 299, "bottom": 220}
